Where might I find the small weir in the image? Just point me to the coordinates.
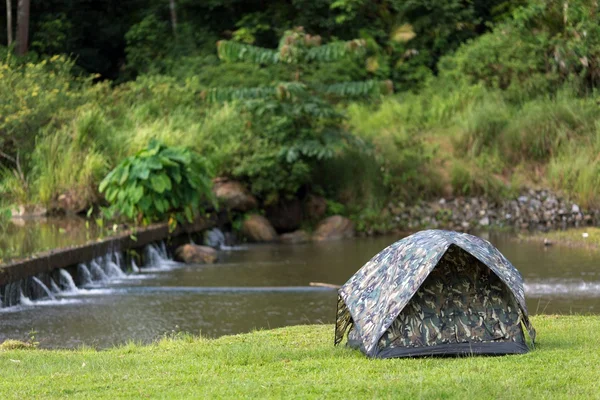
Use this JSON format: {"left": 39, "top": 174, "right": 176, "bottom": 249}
{"left": 0, "top": 242, "right": 172, "bottom": 309}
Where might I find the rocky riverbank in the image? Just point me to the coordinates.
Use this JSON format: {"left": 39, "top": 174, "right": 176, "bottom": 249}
{"left": 386, "top": 189, "right": 600, "bottom": 234}
{"left": 212, "top": 180, "right": 600, "bottom": 244}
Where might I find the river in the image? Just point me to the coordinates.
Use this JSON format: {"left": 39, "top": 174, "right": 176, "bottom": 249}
{"left": 0, "top": 231, "right": 599, "bottom": 348}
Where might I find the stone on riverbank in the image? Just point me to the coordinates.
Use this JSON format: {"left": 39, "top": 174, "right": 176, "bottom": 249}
{"left": 175, "top": 244, "right": 218, "bottom": 264}
{"left": 304, "top": 195, "right": 327, "bottom": 222}
{"left": 56, "top": 191, "right": 90, "bottom": 214}
{"left": 213, "top": 179, "right": 257, "bottom": 211}
{"left": 242, "top": 215, "right": 278, "bottom": 242}
{"left": 280, "top": 230, "right": 310, "bottom": 244}
{"left": 313, "top": 216, "right": 355, "bottom": 241}
{"left": 265, "top": 199, "right": 303, "bottom": 232}
{"left": 10, "top": 204, "right": 48, "bottom": 219}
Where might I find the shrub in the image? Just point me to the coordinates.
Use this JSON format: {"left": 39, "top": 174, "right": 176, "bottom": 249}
{"left": 224, "top": 96, "right": 347, "bottom": 203}
{"left": 503, "top": 95, "right": 597, "bottom": 162}
{"left": 454, "top": 95, "right": 511, "bottom": 157}
{"left": 99, "top": 140, "right": 214, "bottom": 224}
{"left": 439, "top": 0, "right": 600, "bottom": 99}
{"left": 345, "top": 99, "right": 441, "bottom": 203}
{"left": 548, "top": 127, "right": 600, "bottom": 208}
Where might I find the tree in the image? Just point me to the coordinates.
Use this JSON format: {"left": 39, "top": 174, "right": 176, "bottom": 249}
{"left": 169, "top": 0, "right": 177, "bottom": 37}
{"left": 205, "top": 27, "right": 393, "bottom": 102}
{"left": 6, "top": 0, "right": 13, "bottom": 46}
{"left": 201, "top": 27, "right": 392, "bottom": 201}
{"left": 16, "top": 0, "right": 29, "bottom": 55}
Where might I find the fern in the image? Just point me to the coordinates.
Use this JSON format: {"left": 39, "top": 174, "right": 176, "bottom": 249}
{"left": 217, "top": 40, "right": 279, "bottom": 64}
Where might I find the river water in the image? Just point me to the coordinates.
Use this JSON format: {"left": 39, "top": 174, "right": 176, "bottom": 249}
{"left": 1, "top": 232, "right": 599, "bottom": 348}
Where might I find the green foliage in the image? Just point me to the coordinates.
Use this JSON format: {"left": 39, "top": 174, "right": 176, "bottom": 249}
{"left": 440, "top": 0, "right": 600, "bottom": 99}
{"left": 503, "top": 95, "right": 598, "bottom": 162}
{"left": 225, "top": 96, "right": 349, "bottom": 203}
{"left": 32, "top": 126, "right": 109, "bottom": 206}
{"left": 218, "top": 27, "right": 366, "bottom": 65}
{"left": 345, "top": 99, "right": 442, "bottom": 202}
{"left": 0, "top": 56, "right": 107, "bottom": 203}
{"left": 30, "top": 13, "right": 73, "bottom": 55}
{"left": 124, "top": 15, "right": 171, "bottom": 76}
{"left": 99, "top": 140, "right": 214, "bottom": 224}
{"left": 548, "top": 127, "right": 600, "bottom": 208}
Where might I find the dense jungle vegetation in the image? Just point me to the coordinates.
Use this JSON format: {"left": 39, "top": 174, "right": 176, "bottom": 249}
{"left": 1, "top": 0, "right": 600, "bottom": 229}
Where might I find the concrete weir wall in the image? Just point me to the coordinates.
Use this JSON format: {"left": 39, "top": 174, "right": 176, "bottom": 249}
{"left": 0, "top": 215, "right": 218, "bottom": 306}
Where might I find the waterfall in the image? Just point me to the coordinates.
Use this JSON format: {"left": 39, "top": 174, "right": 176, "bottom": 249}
{"left": 114, "top": 252, "right": 123, "bottom": 270}
{"left": 59, "top": 269, "right": 78, "bottom": 293}
{"left": 106, "top": 260, "right": 125, "bottom": 278}
{"left": 50, "top": 278, "right": 61, "bottom": 293}
{"left": 32, "top": 277, "right": 57, "bottom": 300}
{"left": 78, "top": 263, "right": 93, "bottom": 286}
{"left": 145, "top": 244, "right": 164, "bottom": 267}
{"left": 90, "top": 260, "right": 109, "bottom": 282}
{"left": 131, "top": 259, "right": 139, "bottom": 273}
{"left": 159, "top": 241, "right": 168, "bottom": 258}
{"left": 19, "top": 291, "right": 33, "bottom": 306}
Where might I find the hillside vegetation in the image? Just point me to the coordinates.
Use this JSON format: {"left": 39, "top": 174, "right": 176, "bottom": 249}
{"left": 1, "top": 0, "right": 600, "bottom": 229}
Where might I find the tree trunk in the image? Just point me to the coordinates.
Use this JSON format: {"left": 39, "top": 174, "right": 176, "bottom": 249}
{"left": 169, "top": 0, "right": 177, "bottom": 37}
{"left": 16, "top": 0, "right": 30, "bottom": 55}
{"left": 6, "top": 0, "right": 13, "bottom": 46}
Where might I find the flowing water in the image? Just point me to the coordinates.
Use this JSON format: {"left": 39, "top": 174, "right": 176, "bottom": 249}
{"left": 0, "top": 232, "right": 599, "bottom": 348}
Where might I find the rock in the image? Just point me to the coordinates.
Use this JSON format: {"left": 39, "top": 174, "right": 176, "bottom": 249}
{"left": 10, "top": 204, "right": 48, "bottom": 219}
{"left": 478, "top": 216, "right": 490, "bottom": 226}
{"left": 204, "top": 228, "right": 226, "bottom": 249}
{"left": 175, "top": 244, "right": 218, "bottom": 264}
{"left": 212, "top": 179, "right": 257, "bottom": 211}
{"left": 266, "top": 198, "right": 303, "bottom": 232}
{"left": 304, "top": 195, "right": 327, "bottom": 221}
{"left": 280, "top": 230, "right": 310, "bottom": 244}
{"left": 313, "top": 216, "right": 355, "bottom": 241}
{"left": 242, "top": 214, "right": 278, "bottom": 242}
{"left": 56, "top": 191, "right": 89, "bottom": 214}
{"left": 572, "top": 204, "right": 580, "bottom": 214}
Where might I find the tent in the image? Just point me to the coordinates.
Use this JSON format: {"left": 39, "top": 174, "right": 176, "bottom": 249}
{"left": 335, "top": 230, "right": 536, "bottom": 358}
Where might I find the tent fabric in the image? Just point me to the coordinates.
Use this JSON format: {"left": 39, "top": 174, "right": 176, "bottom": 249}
{"left": 335, "top": 230, "right": 536, "bottom": 357}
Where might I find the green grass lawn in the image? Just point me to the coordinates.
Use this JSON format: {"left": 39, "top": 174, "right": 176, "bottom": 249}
{"left": 1, "top": 316, "right": 599, "bottom": 399}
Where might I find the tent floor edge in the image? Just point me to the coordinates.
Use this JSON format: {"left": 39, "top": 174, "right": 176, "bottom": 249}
{"left": 375, "top": 341, "right": 529, "bottom": 359}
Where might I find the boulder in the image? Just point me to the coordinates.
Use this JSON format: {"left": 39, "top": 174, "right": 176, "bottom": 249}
{"left": 280, "top": 230, "right": 310, "bottom": 244}
{"left": 175, "top": 244, "right": 218, "bottom": 264}
{"left": 56, "top": 191, "right": 89, "bottom": 214}
{"left": 213, "top": 179, "right": 257, "bottom": 211}
{"left": 10, "top": 204, "right": 48, "bottom": 219}
{"left": 242, "top": 214, "right": 278, "bottom": 242}
{"left": 266, "top": 198, "right": 303, "bottom": 232}
{"left": 304, "top": 195, "right": 327, "bottom": 221}
{"left": 313, "top": 216, "right": 355, "bottom": 241}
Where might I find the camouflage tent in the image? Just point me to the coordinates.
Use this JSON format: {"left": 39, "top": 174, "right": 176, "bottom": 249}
{"left": 335, "top": 230, "right": 536, "bottom": 358}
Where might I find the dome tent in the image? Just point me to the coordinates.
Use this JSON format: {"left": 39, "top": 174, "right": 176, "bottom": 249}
{"left": 334, "top": 230, "right": 536, "bottom": 358}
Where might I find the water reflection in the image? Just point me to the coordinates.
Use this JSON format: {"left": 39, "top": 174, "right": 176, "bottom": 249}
{"left": 0, "top": 216, "right": 111, "bottom": 263}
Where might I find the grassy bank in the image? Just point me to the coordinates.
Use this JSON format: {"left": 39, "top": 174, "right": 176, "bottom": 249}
{"left": 1, "top": 316, "right": 599, "bottom": 398}
{"left": 523, "top": 227, "right": 600, "bottom": 251}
